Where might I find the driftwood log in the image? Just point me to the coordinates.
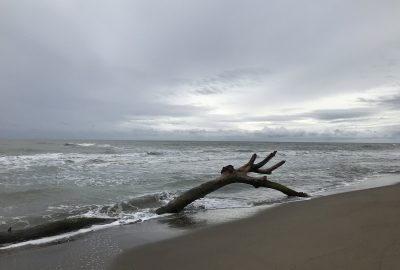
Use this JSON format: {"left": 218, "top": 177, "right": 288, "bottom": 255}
{"left": 0, "top": 217, "right": 115, "bottom": 245}
{"left": 156, "top": 151, "right": 308, "bottom": 214}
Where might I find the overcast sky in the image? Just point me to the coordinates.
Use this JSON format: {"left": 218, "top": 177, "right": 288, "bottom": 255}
{"left": 1, "top": 0, "right": 400, "bottom": 141}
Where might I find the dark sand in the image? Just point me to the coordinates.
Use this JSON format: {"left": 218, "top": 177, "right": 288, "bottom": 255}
{"left": 111, "top": 184, "right": 400, "bottom": 270}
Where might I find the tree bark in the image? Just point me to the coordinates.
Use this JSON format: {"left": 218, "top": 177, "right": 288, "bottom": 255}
{"left": 156, "top": 151, "right": 308, "bottom": 215}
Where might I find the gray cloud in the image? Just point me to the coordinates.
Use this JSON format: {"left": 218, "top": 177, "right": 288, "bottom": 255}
{"left": 359, "top": 92, "right": 400, "bottom": 110}
{"left": 302, "top": 108, "right": 376, "bottom": 121}
{"left": 218, "top": 108, "right": 376, "bottom": 123}
{"left": 187, "top": 67, "right": 270, "bottom": 95}
{"left": 1, "top": 0, "right": 400, "bottom": 141}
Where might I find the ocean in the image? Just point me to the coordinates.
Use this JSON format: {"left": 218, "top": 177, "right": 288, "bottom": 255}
{"left": 1, "top": 140, "right": 399, "bottom": 246}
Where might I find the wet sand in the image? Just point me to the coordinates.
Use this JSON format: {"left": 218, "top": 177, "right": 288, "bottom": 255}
{"left": 111, "top": 184, "right": 400, "bottom": 270}
{"left": 0, "top": 205, "right": 260, "bottom": 270}
{"left": 0, "top": 219, "right": 186, "bottom": 270}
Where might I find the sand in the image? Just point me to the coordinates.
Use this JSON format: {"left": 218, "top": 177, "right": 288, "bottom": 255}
{"left": 111, "top": 184, "right": 400, "bottom": 270}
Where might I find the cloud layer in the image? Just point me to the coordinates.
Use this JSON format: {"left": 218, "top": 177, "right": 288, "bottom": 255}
{"left": 1, "top": 0, "right": 400, "bottom": 141}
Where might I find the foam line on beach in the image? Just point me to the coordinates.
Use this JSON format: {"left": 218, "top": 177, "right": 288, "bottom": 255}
{"left": 0, "top": 222, "right": 117, "bottom": 250}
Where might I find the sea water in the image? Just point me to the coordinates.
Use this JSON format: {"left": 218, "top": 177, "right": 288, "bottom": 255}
{"left": 1, "top": 140, "right": 399, "bottom": 242}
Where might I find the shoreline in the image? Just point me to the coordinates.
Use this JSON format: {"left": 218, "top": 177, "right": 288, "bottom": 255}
{"left": 111, "top": 182, "right": 400, "bottom": 270}
{"left": 2, "top": 173, "right": 397, "bottom": 250}
{"left": 1, "top": 175, "right": 399, "bottom": 269}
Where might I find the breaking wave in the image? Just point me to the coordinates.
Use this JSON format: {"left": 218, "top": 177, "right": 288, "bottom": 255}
{"left": 64, "top": 143, "right": 96, "bottom": 147}
{"left": 0, "top": 191, "right": 254, "bottom": 249}
{"left": 146, "top": 151, "right": 166, "bottom": 156}
{"left": 64, "top": 142, "right": 114, "bottom": 148}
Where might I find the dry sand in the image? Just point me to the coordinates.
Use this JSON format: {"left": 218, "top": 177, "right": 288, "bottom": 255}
{"left": 111, "top": 184, "right": 400, "bottom": 270}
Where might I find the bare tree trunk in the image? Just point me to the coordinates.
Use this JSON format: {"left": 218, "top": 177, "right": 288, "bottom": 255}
{"left": 156, "top": 151, "right": 308, "bottom": 214}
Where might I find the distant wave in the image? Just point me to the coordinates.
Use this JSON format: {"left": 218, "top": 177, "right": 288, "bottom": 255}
{"left": 146, "top": 151, "right": 165, "bottom": 156}
{"left": 233, "top": 149, "right": 255, "bottom": 153}
{"left": 99, "top": 144, "right": 114, "bottom": 147}
{"left": 0, "top": 188, "right": 61, "bottom": 201}
{"left": 378, "top": 169, "right": 400, "bottom": 175}
{"left": 200, "top": 149, "right": 220, "bottom": 153}
{"left": 64, "top": 143, "right": 113, "bottom": 148}
{"left": 64, "top": 143, "right": 95, "bottom": 147}
{"left": 85, "top": 158, "right": 106, "bottom": 164}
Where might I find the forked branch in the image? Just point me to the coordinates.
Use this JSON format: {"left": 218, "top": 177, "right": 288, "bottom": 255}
{"left": 156, "top": 151, "right": 308, "bottom": 214}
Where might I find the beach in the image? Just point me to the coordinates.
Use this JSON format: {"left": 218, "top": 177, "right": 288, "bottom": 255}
{"left": 111, "top": 183, "right": 400, "bottom": 270}
{"left": 1, "top": 181, "right": 399, "bottom": 269}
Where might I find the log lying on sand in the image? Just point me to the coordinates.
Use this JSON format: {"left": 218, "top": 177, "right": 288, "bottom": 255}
{"left": 0, "top": 217, "right": 116, "bottom": 245}
{"left": 156, "top": 151, "right": 308, "bottom": 215}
